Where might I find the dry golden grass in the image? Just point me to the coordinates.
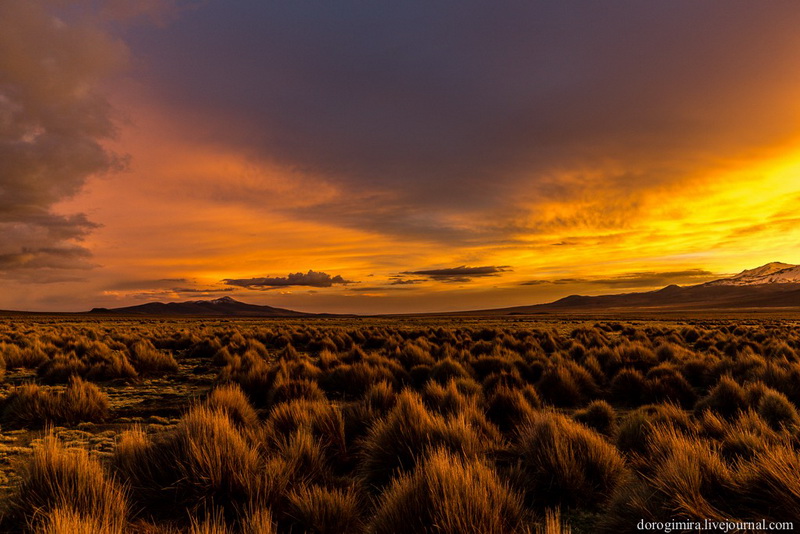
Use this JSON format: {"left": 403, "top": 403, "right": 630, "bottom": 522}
{"left": 38, "top": 507, "right": 120, "bottom": 534}
{"left": 287, "top": 485, "right": 363, "bottom": 534}
{"left": 368, "top": 448, "right": 530, "bottom": 534}
{"left": 204, "top": 383, "right": 260, "bottom": 429}
{"left": 359, "top": 389, "right": 484, "bottom": 491}
{"left": 1, "top": 376, "right": 108, "bottom": 428}
{"left": 513, "top": 410, "right": 626, "bottom": 510}
{"left": 129, "top": 340, "right": 179, "bottom": 377}
{"left": 539, "top": 509, "right": 571, "bottom": 534}
{"left": 1, "top": 317, "right": 799, "bottom": 532}
{"left": 113, "top": 405, "right": 268, "bottom": 521}
{"left": 737, "top": 443, "right": 800, "bottom": 522}
{"left": 5, "top": 435, "right": 127, "bottom": 533}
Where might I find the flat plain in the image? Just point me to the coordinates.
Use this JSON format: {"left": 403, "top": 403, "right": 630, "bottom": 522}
{"left": 0, "top": 314, "right": 799, "bottom": 533}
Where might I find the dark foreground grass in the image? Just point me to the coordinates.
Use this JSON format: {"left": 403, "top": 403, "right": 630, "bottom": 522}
{"left": 1, "top": 317, "right": 799, "bottom": 532}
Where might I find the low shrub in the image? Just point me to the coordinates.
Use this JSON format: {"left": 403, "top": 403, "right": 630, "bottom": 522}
{"left": 429, "top": 357, "right": 472, "bottom": 384}
{"left": 274, "top": 427, "right": 332, "bottom": 486}
{"left": 363, "top": 381, "right": 397, "bottom": 415}
{"left": 737, "top": 443, "right": 800, "bottom": 522}
{"left": 422, "top": 379, "right": 475, "bottom": 416}
{"left": 615, "top": 341, "right": 658, "bottom": 370}
{"left": 601, "top": 428, "right": 738, "bottom": 529}
{"left": 645, "top": 427, "right": 739, "bottom": 520}
{"left": 647, "top": 371, "right": 697, "bottom": 408}
{"left": 265, "top": 399, "right": 347, "bottom": 466}
{"left": 38, "top": 507, "right": 115, "bottom": 534}
{"left": 1, "top": 341, "right": 49, "bottom": 369}
{"left": 320, "top": 362, "right": 397, "bottom": 398}
{"left": 37, "top": 355, "right": 89, "bottom": 384}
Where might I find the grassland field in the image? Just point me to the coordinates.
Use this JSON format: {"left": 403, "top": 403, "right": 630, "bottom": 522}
{"left": 0, "top": 314, "right": 799, "bottom": 533}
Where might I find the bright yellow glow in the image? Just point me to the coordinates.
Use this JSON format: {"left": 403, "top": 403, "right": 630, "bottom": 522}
{"left": 48, "top": 93, "right": 800, "bottom": 313}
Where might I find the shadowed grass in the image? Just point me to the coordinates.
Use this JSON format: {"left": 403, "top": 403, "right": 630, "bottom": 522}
{"left": 359, "top": 389, "right": 484, "bottom": 491}
{"left": 129, "top": 340, "right": 179, "bottom": 377}
{"left": 368, "top": 448, "right": 530, "bottom": 534}
{"left": 287, "top": 485, "right": 363, "bottom": 534}
{"left": 113, "top": 405, "right": 277, "bottom": 522}
{"left": 1, "top": 376, "right": 109, "bottom": 428}
{"left": 512, "top": 410, "right": 626, "bottom": 510}
{"left": 205, "top": 383, "right": 260, "bottom": 429}
{"left": 5, "top": 434, "right": 127, "bottom": 533}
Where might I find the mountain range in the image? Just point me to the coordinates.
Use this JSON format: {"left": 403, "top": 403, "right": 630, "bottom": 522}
{"left": 79, "top": 262, "right": 800, "bottom": 316}
{"left": 701, "top": 262, "right": 800, "bottom": 286}
{"left": 481, "top": 262, "right": 800, "bottom": 314}
{"left": 89, "top": 296, "right": 311, "bottom": 317}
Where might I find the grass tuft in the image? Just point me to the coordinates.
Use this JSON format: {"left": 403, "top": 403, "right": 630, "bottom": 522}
{"left": 368, "top": 448, "right": 530, "bottom": 534}
{"left": 513, "top": 410, "right": 626, "bottom": 509}
{"left": 5, "top": 434, "right": 127, "bottom": 533}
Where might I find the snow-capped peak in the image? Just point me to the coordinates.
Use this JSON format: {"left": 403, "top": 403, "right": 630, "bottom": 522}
{"left": 704, "top": 262, "right": 800, "bottom": 286}
{"left": 188, "top": 296, "right": 238, "bottom": 305}
{"left": 209, "top": 296, "right": 237, "bottom": 304}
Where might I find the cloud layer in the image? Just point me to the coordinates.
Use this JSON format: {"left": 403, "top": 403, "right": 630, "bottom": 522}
{"left": 4, "top": 2, "right": 800, "bottom": 312}
{"left": 224, "top": 270, "right": 354, "bottom": 290}
{"left": 404, "top": 265, "right": 510, "bottom": 283}
{"left": 521, "top": 269, "right": 716, "bottom": 289}
{"left": 0, "top": 1, "right": 127, "bottom": 279}
{"left": 125, "top": 1, "right": 800, "bottom": 244}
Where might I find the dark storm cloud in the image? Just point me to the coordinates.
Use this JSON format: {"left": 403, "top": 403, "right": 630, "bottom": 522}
{"left": 404, "top": 265, "right": 510, "bottom": 283}
{"left": 0, "top": 1, "right": 127, "bottom": 276}
{"left": 0, "top": 246, "right": 92, "bottom": 271}
{"left": 223, "top": 270, "right": 354, "bottom": 290}
{"left": 126, "top": 1, "right": 800, "bottom": 241}
{"left": 521, "top": 269, "right": 716, "bottom": 288}
{"left": 389, "top": 277, "right": 425, "bottom": 285}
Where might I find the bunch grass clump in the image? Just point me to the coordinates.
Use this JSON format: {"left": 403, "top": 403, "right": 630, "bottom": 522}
{"left": 512, "top": 410, "right": 626, "bottom": 510}
{"left": 5, "top": 435, "right": 127, "bottom": 533}
{"left": 129, "top": 340, "right": 179, "bottom": 376}
{"left": 368, "top": 448, "right": 530, "bottom": 534}
{"left": 1, "top": 376, "right": 109, "bottom": 428}
{"left": 359, "top": 389, "right": 484, "bottom": 491}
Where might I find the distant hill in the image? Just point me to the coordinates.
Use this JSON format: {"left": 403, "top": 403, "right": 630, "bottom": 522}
{"left": 468, "top": 262, "right": 800, "bottom": 315}
{"left": 88, "top": 296, "right": 312, "bottom": 317}
{"left": 702, "top": 262, "right": 800, "bottom": 286}
{"left": 39, "top": 262, "right": 800, "bottom": 317}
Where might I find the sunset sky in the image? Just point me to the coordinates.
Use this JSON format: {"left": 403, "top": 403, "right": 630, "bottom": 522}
{"left": 2, "top": 1, "right": 800, "bottom": 313}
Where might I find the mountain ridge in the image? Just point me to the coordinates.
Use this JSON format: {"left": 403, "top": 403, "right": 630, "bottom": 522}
{"left": 703, "top": 262, "right": 800, "bottom": 286}
{"left": 474, "top": 262, "right": 800, "bottom": 315}
{"left": 24, "top": 261, "right": 800, "bottom": 317}
{"left": 88, "top": 296, "right": 313, "bottom": 317}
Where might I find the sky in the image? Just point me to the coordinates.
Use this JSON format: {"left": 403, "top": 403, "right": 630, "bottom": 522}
{"left": 2, "top": 0, "right": 800, "bottom": 313}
